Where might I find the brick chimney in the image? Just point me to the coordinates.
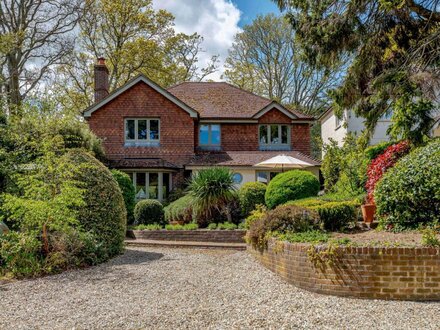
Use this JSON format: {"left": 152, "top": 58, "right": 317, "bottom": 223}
{"left": 94, "top": 57, "right": 109, "bottom": 103}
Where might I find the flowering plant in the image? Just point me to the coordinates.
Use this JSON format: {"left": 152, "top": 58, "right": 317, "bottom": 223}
{"left": 366, "top": 141, "right": 410, "bottom": 203}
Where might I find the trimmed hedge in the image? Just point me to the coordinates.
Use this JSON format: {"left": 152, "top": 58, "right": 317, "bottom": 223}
{"left": 164, "top": 194, "right": 194, "bottom": 224}
{"left": 288, "top": 198, "right": 360, "bottom": 231}
{"left": 238, "top": 182, "right": 266, "bottom": 217}
{"left": 134, "top": 199, "right": 164, "bottom": 225}
{"left": 375, "top": 139, "right": 440, "bottom": 229}
{"left": 65, "top": 150, "right": 126, "bottom": 259}
{"left": 265, "top": 170, "right": 320, "bottom": 209}
{"left": 111, "top": 170, "right": 136, "bottom": 224}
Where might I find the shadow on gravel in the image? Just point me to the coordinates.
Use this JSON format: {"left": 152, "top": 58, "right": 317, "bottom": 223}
{"left": 110, "top": 249, "right": 164, "bottom": 266}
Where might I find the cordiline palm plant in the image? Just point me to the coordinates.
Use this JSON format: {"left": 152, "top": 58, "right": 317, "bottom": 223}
{"left": 187, "top": 167, "right": 236, "bottom": 224}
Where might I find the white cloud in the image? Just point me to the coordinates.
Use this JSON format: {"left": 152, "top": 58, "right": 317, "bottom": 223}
{"left": 152, "top": 0, "right": 242, "bottom": 81}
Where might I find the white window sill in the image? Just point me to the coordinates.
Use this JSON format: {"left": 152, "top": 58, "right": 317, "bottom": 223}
{"left": 259, "top": 145, "right": 291, "bottom": 151}
{"left": 124, "top": 141, "right": 160, "bottom": 147}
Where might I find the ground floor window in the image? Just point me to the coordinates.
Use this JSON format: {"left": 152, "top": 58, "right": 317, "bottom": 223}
{"left": 126, "top": 172, "right": 172, "bottom": 201}
{"left": 256, "top": 171, "right": 279, "bottom": 184}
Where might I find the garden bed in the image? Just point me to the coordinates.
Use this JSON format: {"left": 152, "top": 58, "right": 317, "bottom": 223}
{"left": 128, "top": 229, "right": 246, "bottom": 243}
{"left": 248, "top": 237, "right": 440, "bottom": 301}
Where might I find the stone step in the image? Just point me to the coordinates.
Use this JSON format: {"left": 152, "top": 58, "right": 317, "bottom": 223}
{"left": 125, "top": 239, "right": 247, "bottom": 250}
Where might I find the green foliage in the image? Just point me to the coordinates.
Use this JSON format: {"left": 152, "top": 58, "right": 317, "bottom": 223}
{"left": 133, "top": 224, "right": 163, "bottom": 230}
{"left": 287, "top": 199, "right": 359, "bottom": 231}
{"left": 111, "top": 170, "right": 136, "bottom": 224}
{"left": 134, "top": 199, "right": 164, "bottom": 225}
{"left": 364, "top": 141, "right": 394, "bottom": 161}
{"left": 276, "top": 230, "right": 329, "bottom": 244}
{"left": 64, "top": 150, "right": 126, "bottom": 258}
{"left": 238, "top": 182, "right": 266, "bottom": 217}
{"left": 164, "top": 194, "right": 194, "bottom": 224}
{"left": 0, "top": 231, "right": 42, "bottom": 278}
{"left": 421, "top": 228, "right": 440, "bottom": 247}
{"left": 375, "top": 139, "right": 440, "bottom": 229}
{"left": 244, "top": 204, "right": 267, "bottom": 230}
{"left": 207, "top": 223, "right": 217, "bottom": 230}
{"left": 265, "top": 170, "right": 320, "bottom": 209}
{"left": 247, "top": 204, "right": 322, "bottom": 250}
{"left": 217, "top": 222, "right": 238, "bottom": 230}
{"left": 321, "top": 134, "right": 368, "bottom": 196}
{"left": 188, "top": 168, "right": 236, "bottom": 227}
{"left": 165, "top": 223, "right": 199, "bottom": 231}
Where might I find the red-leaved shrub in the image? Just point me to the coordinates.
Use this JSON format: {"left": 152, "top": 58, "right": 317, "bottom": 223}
{"left": 366, "top": 141, "right": 410, "bottom": 203}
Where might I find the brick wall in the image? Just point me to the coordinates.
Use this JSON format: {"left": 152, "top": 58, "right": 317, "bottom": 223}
{"left": 292, "top": 124, "right": 311, "bottom": 155}
{"left": 221, "top": 124, "right": 259, "bottom": 151}
{"left": 248, "top": 238, "right": 440, "bottom": 301}
{"left": 87, "top": 81, "right": 195, "bottom": 167}
{"left": 131, "top": 230, "right": 246, "bottom": 243}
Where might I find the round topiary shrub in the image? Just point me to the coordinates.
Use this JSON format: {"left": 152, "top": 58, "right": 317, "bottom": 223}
{"left": 265, "top": 170, "right": 320, "bottom": 209}
{"left": 375, "top": 139, "right": 440, "bottom": 229}
{"left": 111, "top": 170, "right": 136, "bottom": 224}
{"left": 64, "top": 150, "right": 126, "bottom": 259}
{"left": 238, "top": 182, "right": 266, "bottom": 217}
{"left": 134, "top": 199, "right": 164, "bottom": 225}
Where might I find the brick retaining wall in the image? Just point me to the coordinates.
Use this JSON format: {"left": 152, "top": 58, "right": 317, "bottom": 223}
{"left": 130, "top": 230, "right": 246, "bottom": 243}
{"left": 248, "top": 238, "right": 440, "bottom": 301}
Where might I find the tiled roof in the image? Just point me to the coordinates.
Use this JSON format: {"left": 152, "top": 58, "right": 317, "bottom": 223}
{"left": 108, "top": 158, "right": 180, "bottom": 169}
{"left": 186, "top": 151, "right": 321, "bottom": 167}
{"left": 167, "top": 82, "right": 313, "bottom": 120}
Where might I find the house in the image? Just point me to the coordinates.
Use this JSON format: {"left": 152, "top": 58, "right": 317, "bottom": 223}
{"left": 84, "top": 58, "right": 320, "bottom": 201}
{"left": 320, "top": 108, "right": 392, "bottom": 152}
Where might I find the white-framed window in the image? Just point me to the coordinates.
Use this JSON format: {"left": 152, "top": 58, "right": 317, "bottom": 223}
{"left": 199, "top": 124, "right": 221, "bottom": 149}
{"left": 125, "top": 118, "right": 160, "bottom": 146}
{"left": 127, "top": 171, "right": 172, "bottom": 202}
{"left": 335, "top": 115, "right": 342, "bottom": 129}
{"left": 256, "top": 171, "right": 279, "bottom": 184}
{"left": 259, "top": 124, "right": 290, "bottom": 150}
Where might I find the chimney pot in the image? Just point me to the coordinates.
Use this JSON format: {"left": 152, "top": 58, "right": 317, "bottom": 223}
{"left": 94, "top": 57, "right": 109, "bottom": 103}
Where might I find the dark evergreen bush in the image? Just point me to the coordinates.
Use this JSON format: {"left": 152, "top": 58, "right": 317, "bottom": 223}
{"left": 111, "top": 170, "right": 135, "bottom": 224}
{"left": 238, "top": 182, "right": 266, "bottom": 217}
{"left": 134, "top": 199, "right": 165, "bottom": 225}
{"left": 265, "top": 170, "right": 320, "bottom": 209}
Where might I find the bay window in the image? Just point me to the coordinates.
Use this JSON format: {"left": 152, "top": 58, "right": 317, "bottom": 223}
{"left": 127, "top": 172, "right": 171, "bottom": 201}
{"left": 259, "top": 124, "right": 290, "bottom": 150}
{"left": 125, "top": 118, "right": 160, "bottom": 146}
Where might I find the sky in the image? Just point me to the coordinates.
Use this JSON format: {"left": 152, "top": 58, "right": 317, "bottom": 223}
{"left": 152, "top": 0, "right": 281, "bottom": 80}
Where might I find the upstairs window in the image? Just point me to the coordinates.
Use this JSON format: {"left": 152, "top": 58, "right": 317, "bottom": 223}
{"left": 125, "top": 118, "right": 160, "bottom": 146}
{"left": 259, "top": 124, "right": 290, "bottom": 150}
{"left": 199, "top": 124, "right": 221, "bottom": 149}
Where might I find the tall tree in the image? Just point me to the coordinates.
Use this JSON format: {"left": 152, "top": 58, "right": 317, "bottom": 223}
{"left": 0, "top": 0, "right": 83, "bottom": 114}
{"left": 53, "top": 0, "right": 218, "bottom": 114}
{"left": 224, "top": 14, "right": 341, "bottom": 114}
{"left": 274, "top": 0, "right": 440, "bottom": 143}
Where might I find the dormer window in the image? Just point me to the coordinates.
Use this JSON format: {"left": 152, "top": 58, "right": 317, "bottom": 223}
{"left": 259, "top": 124, "right": 290, "bottom": 150}
{"left": 199, "top": 124, "right": 221, "bottom": 150}
{"left": 125, "top": 118, "right": 160, "bottom": 146}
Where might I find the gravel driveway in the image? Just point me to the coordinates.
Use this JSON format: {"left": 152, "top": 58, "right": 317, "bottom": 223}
{"left": 1, "top": 247, "right": 439, "bottom": 329}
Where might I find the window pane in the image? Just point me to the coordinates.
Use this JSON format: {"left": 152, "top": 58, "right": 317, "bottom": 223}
{"left": 149, "top": 173, "right": 158, "bottom": 199}
{"left": 259, "top": 125, "right": 267, "bottom": 144}
{"left": 256, "top": 171, "right": 268, "bottom": 184}
{"left": 199, "top": 125, "right": 209, "bottom": 145}
{"left": 162, "top": 173, "right": 170, "bottom": 199}
{"left": 135, "top": 173, "right": 147, "bottom": 199}
{"left": 270, "top": 125, "right": 279, "bottom": 144}
{"left": 150, "top": 120, "right": 159, "bottom": 140}
{"left": 281, "top": 125, "right": 288, "bottom": 144}
{"left": 211, "top": 125, "right": 220, "bottom": 145}
{"left": 138, "top": 120, "right": 147, "bottom": 140}
{"left": 126, "top": 120, "right": 135, "bottom": 140}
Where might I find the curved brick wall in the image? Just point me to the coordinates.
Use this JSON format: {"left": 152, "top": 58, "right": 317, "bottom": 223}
{"left": 248, "top": 238, "right": 440, "bottom": 301}
{"left": 130, "top": 230, "right": 246, "bottom": 243}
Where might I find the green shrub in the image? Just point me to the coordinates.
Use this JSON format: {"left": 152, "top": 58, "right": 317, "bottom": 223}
{"left": 111, "top": 170, "right": 136, "bottom": 224}
{"left": 244, "top": 205, "right": 267, "bottom": 229}
{"left": 133, "top": 224, "right": 163, "bottom": 230}
{"left": 276, "top": 230, "right": 330, "bottom": 244}
{"left": 375, "top": 139, "right": 440, "bottom": 229}
{"left": 165, "top": 223, "right": 198, "bottom": 230}
{"left": 364, "top": 141, "right": 394, "bottom": 160}
{"left": 265, "top": 170, "right": 320, "bottom": 209}
{"left": 0, "top": 231, "right": 42, "bottom": 278}
{"left": 207, "top": 223, "right": 217, "bottom": 230}
{"left": 288, "top": 198, "right": 359, "bottom": 231}
{"left": 238, "top": 182, "right": 266, "bottom": 217}
{"left": 247, "top": 204, "right": 322, "bottom": 250}
{"left": 217, "top": 222, "right": 237, "bottom": 230}
{"left": 64, "top": 150, "right": 126, "bottom": 258}
{"left": 164, "top": 194, "right": 194, "bottom": 224}
{"left": 134, "top": 199, "right": 164, "bottom": 225}
{"left": 421, "top": 228, "right": 440, "bottom": 247}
